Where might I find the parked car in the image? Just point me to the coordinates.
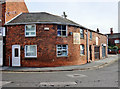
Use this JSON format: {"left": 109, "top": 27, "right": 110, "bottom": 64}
{"left": 108, "top": 48, "right": 118, "bottom": 54}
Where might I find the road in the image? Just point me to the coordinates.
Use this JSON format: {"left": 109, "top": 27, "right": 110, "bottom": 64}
{"left": 2, "top": 60, "right": 118, "bottom": 87}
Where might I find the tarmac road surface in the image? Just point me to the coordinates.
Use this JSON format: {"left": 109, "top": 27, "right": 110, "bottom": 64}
{"left": 2, "top": 60, "right": 118, "bottom": 87}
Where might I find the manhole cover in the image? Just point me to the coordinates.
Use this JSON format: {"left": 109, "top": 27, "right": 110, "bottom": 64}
{"left": 39, "top": 82, "right": 77, "bottom": 86}
{"left": 67, "top": 74, "right": 87, "bottom": 78}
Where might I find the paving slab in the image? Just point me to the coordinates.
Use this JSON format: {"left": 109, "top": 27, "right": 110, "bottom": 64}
{"left": 1, "top": 54, "right": 119, "bottom": 72}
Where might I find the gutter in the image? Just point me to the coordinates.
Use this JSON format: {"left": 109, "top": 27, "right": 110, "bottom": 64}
{"left": 5, "top": 21, "right": 83, "bottom": 28}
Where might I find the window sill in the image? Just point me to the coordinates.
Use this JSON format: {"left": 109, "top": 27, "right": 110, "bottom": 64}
{"left": 80, "top": 38, "right": 84, "bottom": 39}
{"left": 57, "top": 56, "right": 68, "bottom": 57}
{"left": 25, "top": 36, "right": 36, "bottom": 37}
{"left": 57, "top": 36, "right": 68, "bottom": 37}
{"left": 80, "top": 54, "right": 85, "bottom": 56}
{"left": 90, "top": 39, "right": 92, "bottom": 41}
{"left": 25, "top": 56, "right": 37, "bottom": 59}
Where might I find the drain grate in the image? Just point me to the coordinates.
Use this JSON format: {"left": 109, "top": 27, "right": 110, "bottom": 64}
{"left": 67, "top": 74, "right": 87, "bottom": 78}
{"left": 39, "top": 82, "right": 77, "bottom": 86}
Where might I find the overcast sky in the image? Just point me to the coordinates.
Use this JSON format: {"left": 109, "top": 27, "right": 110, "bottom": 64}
{"left": 25, "top": 0, "right": 118, "bottom": 34}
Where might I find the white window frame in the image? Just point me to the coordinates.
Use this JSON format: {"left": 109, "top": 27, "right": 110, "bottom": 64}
{"left": 90, "top": 32, "right": 92, "bottom": 40}
{"left": 25, "top": 45, "right": 37, "bottom": 58}
{"left": 96, "top": 37, "right": 98, "bottom": 45}
{"left": 80, "top": 44, "right": 85, "bottom": 55}
{"left": 25, "top": 24, "right": 36, "bottom": 37}
{"left": 115, "top": 40, "right": 120, "bottom": 44}
{"left": 57, "top": 25, "right": 67, "bottom": 37}
{"left": 80, "top": 28, "right": 84, "bottom": 39}
{"left": 56, "top": 45, "right": 68, "bottom": 57}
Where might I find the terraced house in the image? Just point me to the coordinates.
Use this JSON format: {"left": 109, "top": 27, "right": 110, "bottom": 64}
{"left": 4, "top": 12, "right": 108, "bottom": 67}
{"left": 0, "top": 0, "right": 28, "bottom": 66}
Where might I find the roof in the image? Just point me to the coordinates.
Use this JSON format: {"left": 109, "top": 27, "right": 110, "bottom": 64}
{"left": 5, "top": 12, "right": 106, "bottom": 36}
{"left": 106, "top": 33, "right": 120, "bottom": 39}
{"left": 5, "top": 12, "right": 86, "bottom": 28}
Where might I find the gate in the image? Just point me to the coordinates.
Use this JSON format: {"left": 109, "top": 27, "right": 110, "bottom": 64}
{"left": 94, "top": 46, "right": 100, "bottom": 59}
{"left": 102, "top": 46, "right": 106, "bottom": 58}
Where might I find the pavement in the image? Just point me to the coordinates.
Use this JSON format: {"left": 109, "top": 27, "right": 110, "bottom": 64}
{"left": 1, "top": 54, "right": 119, "bottom": 72}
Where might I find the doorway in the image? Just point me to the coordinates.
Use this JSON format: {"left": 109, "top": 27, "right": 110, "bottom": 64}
{"left": 89, "top": 45, "right": 92, "bottom": 61}
{"left": 12, "top": 45, "right": 21, "bottom": 66}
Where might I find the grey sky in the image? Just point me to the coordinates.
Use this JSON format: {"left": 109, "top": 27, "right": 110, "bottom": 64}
{"left": 25, "top": 0, "right": 118, "bottom": 34}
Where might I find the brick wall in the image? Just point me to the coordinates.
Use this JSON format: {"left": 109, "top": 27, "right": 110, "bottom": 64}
{"left": 0, "top": 2, "right": 6, "bottom": 26}
{"left": 5, "top": 0, "right": 28, "bottom": 22}
{"left": 108, "top": 38, "right": 120, "bottom": 48}
{"left": 5, "top": 24, "right": 107, "bottom": 67}
{"left": 0, "top": 0, "right": 28, "bottom": 26}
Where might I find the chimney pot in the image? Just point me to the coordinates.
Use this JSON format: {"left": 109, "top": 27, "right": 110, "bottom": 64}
{"left": 110, "top": 28, "right": 113, "bottom": 34}
{"left": 97, "top": 28, "right": 99, "bottom": 33}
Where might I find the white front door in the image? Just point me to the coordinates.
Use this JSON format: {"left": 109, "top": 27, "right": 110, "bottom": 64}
{"left": 0, "top": 41, "right": 3, "bottom": 66}
{"left": 12, "top": 45, "right": 21, "bottom": 66}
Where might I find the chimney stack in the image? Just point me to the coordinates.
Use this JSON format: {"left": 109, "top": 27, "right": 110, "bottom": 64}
{"left": 110, "top": 28, "right": 113, "bottom": 35}
{"left": 97, "top": 28, "right": 99, "bottom": 33}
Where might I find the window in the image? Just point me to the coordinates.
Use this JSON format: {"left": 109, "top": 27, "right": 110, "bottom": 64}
{"left": 15, "top": 48, "right": 19, "bottom": 57}
{"left": 0, "top": 27, "right": 2, "bottom": 36}
{"left": 25, "top": 45, "right": 37, "bottom": 58}
{"left": 96, "top": 37, "right": 98, "bottom": 45}
{"left": 57, "top": 25, "right": 67, "bottom": 37}
{"left": 57, "top": 45, "right": 68, "bottom": 57}
{"left": 115, "top": 40, "right": 120, "bottom": 43}
{"left": 90, "top": 32, "right": 92, "bottom": 40}
{"left": 25, "top": 25, "right": 36, "bottom": 37}
{"left": 80, "top": 29, "right": 84, "bottom": 39}
{"left": 80, "top": 45, "right": 84, "bottom": 55}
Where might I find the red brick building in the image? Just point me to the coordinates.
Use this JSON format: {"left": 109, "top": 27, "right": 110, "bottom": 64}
{"left": 0, "top": 0, "right": 28, "bottom": 25}
{"left": 107, "top": 28, "right": 120, "bottom": 48}
{"left": 5, "top": 12, "right": 108, "bottom": 67}
{"left": 0, "top": 0, "right": 28, "bottom": 66}
{"left": 5, "top": 0, "right": 28, "bottom": 22}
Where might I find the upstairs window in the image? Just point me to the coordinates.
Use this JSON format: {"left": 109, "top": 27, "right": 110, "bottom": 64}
{"left": 96, "top": 37, "right": 98, "bottom": 45}
{"left": 57, "top": 25, "right": 67, "bottom": 37}
{"left": 115, "top": 40, "right": 120, "bottom": 43}
{"left": 80, "top": 29, "right": 84, "bottom": 39}
{"left": 25, "top": 25, "right": 36, "bottom": 37}
{"left": 80, "top": 45, "right": 84, "bottom": 55}
{"left": 90, "top": 32, "right": 92, "bottom": 40}
{"left": 57, "top": 45, "right": 68, "bottom": 57}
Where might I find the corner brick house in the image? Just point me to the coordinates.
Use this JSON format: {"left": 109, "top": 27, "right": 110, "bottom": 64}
{"left": 4, "top": 12, "right": 108, "bottom": 67}
{"left": 0, "top": 0, "right": 28, "bottom": 66}
{"left": 106, "top": 28, "right": 120, "bottom": 49}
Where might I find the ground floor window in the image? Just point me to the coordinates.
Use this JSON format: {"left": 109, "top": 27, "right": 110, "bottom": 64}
{"left": 57, "top": 45, "right": 68, "bottom": 57}
{"left": 25, "top": 45, "right": 37, "bottom": 58}
{"left": 80, "top": 44, "right": 84, "bottom": 55}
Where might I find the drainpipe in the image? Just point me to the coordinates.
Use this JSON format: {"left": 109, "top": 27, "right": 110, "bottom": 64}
{"left": 86, "top": 29, "right": 89, "bottom": 63}
{"left": 9, "top": 56, "right": 10, "bottom": 66}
